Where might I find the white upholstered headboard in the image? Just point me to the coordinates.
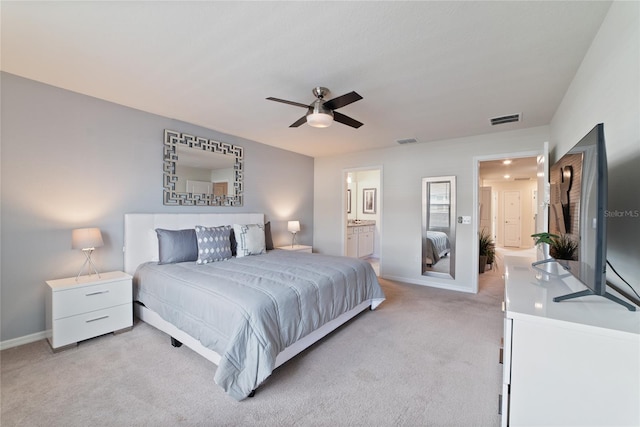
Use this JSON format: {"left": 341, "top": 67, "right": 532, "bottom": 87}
{"left": 123, "top": 213, "right": 264, "bottom": 275}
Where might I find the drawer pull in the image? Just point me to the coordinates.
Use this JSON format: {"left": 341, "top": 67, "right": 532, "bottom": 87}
{"left": 85, "top": 290, "right": 109, "bottom": 296}
{"left": 86, "top": 315, "right": 109, "bottom": 323}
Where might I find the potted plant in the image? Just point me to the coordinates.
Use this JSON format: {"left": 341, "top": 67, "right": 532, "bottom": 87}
{"left": 479, "top": 229, "right": 496, "bottom": 273}
{"left": 531, "top": 232, "right": 559, "bottom": 260}
{"left": 549, "top": 233, "right": 578, "bottom": 260}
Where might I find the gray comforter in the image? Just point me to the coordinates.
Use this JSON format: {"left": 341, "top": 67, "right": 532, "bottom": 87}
{"left": 425, "top": 231, "right": 450, "bottom": 264}
{"left": 133, "top": 250, "right": 385, "bottom": 400}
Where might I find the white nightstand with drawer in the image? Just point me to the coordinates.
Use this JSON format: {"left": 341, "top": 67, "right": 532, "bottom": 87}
{"left": 277, "top": 245, "right": 312, "bottom": 253}
{"left": 45, "top": 271, "right": 133, "bottom": 351}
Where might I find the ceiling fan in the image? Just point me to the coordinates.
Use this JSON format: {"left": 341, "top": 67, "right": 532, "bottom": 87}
{"left": 266, "top": 87, "right": 363, "bottom": 129}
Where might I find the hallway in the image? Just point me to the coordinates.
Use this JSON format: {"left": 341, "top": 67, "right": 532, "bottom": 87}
{"left": 478, "top": 246, "right": 535, "bottom": 292}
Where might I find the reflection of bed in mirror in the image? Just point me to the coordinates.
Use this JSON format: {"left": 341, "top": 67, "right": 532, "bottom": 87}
{"left": 424, "top": 231, "right": 450, "bottom": 265}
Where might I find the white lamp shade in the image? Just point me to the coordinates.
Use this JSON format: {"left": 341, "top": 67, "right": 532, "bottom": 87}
{"left": 72, "top": 228, "right": 104, "bottom": 250}
{"left": 287, "top": 221, "right": 301, "bottom": 233}
{"left": 306, "top": 113, "right": 333, "bottom": 128}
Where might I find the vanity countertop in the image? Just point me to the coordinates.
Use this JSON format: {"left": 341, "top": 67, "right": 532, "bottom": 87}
{"left": 347, "top": 220, "right": 376, "bottom": 227}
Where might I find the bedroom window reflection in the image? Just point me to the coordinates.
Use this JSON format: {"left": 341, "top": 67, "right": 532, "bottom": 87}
{"left": 427, "top": 182, "right": 451, "bottom": 228}
{"left": 422, "top": 176, "right": 456, "bottom": 279}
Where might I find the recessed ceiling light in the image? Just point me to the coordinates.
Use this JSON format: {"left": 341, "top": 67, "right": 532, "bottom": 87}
{"left": 503, "top": 160, "right": 512, "bottom": 165}
{"left": 504, "top": 175, "right": 510, "bottom": 179}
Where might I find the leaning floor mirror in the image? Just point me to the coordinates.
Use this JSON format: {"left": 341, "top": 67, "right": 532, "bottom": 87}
{"left": 422, "top": 176, "right": 456, "bottom": 279}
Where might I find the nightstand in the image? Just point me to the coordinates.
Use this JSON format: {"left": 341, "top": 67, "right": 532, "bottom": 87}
{"left": 45, "top": 271, "right": 133, "bottom": 351}
{"left": 277, "top": 244, "right": 313, "bottom": 253}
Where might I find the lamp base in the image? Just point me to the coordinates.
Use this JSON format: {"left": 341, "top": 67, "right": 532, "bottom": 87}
{"left": 291, "top": 232, "right": 297, "bottom": 248}
{"left": 76, "top": 249, "right": 101, "bottom": 281}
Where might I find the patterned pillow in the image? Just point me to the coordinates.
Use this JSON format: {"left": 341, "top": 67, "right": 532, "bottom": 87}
{"left": 233, "top": 223, "right": 266, "bottom": 257}
{"left": 194, "top": 225, "right": 233, "bottom": 264}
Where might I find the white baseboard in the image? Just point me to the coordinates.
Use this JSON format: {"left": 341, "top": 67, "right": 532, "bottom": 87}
{"left": 381, "top": 274, "right": 475, "bottom": 294}
{"left": 0, "top": 330, "right": 47, "bottom": 350}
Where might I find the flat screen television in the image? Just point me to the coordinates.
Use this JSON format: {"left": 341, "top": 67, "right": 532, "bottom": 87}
{"left": 549, "top": 123, "right": 634, "bottom": 310}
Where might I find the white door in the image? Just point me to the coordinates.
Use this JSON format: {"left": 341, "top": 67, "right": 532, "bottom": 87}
{"left": 186, "top": 180, "right": 212, "bottom": 194}
{"left": 504, "top": 191, "right": 521, "bottom": 247}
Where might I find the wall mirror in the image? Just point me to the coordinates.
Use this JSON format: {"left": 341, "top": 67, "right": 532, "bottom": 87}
{"left": 163, "top": 129, "right": 243, "bottom": 206}
{"left": 422, "top": 176, "right": 456, "bottom": 279}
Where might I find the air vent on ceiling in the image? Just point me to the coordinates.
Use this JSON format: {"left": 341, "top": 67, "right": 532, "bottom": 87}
{"left": 514, "top": 177, "right": 531, "bottom": 181}
{"left": 396, "top": 137, "right": 418, "bottom": 145}
{"left": 490, "top": 113, "right": 521, "bottom": 126}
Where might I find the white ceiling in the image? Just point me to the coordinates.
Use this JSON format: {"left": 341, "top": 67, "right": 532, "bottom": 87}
{"left": 479, "top": 157, "right": 539, "bottom": 182}
{"left": 1, "top": 1, "right": 611, "bottom": 158}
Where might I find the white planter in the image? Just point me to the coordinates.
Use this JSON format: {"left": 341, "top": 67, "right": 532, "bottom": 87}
{"left": 538, "top": 242, "right": 551, "bottom": 260}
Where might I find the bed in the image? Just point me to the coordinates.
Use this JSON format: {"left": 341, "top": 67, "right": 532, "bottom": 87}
{"left": 424, "top": 230, "right": 450, "bottom": 265}
{"left": 124, "top": 213, "right": 385, "bottom": 400}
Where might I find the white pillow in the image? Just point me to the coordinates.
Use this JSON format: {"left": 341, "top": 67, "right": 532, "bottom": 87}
{"left": 233, "top": 223, "right": 266, "bottom": 257}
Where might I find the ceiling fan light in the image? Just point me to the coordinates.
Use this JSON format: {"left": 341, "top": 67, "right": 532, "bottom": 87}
{"left": 307, "top": 112, "right": 333, "bottom": 128}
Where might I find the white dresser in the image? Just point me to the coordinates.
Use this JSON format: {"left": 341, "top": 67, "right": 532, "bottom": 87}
{"left": 45, "top": 271, "right": 133, "bottom": 351}
{"left": 501, "top": 256, "right": 640, "bottom": 426}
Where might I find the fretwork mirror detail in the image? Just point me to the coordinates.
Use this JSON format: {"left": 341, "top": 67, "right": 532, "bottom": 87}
{"left": 163, "top": 129, "right": 243, "bottom": 206}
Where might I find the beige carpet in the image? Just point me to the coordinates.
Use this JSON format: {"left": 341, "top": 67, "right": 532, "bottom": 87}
{"left": 1, "top": 275, "right": 504, "bottom": 426}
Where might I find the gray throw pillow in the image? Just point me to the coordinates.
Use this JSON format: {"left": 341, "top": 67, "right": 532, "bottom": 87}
{"left": 194, "top": 225, "right": 233, "bottom": 264}
{"left": 264, "top": 221, "right": 274, "bottom": 251}
{"left": 156, "top": 228, "right": 198, "bottom": 265}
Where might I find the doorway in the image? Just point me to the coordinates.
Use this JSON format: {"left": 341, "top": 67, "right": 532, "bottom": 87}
{"left": 475, "top": 151, "right": 546, "bottom": 292}
{"left": 478, "top": 157, "right": 538, "bottom": 250}
{"left": 344, "top": 167, "right": 382, "bottom": 276}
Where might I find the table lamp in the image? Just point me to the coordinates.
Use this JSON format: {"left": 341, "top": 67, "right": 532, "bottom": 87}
{"left": 287, "top": 221, "right": 300, "bottom": 247}
{"left": 72, "top": 227, "right": 104, "bottom": 280}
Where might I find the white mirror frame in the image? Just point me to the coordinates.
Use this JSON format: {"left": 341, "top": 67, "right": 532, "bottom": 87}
{"left": 163, "top": 129, "right": 243, "bottom": 206}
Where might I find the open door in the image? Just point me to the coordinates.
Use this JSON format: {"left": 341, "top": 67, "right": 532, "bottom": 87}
{"left": 535, "top": 142, "right": 549, "bottom": 258}
{"left": 479, "top": 186, "right": 492, "bottom": 236}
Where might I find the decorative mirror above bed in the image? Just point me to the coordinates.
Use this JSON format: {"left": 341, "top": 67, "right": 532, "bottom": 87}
{"left": 422, "top": 176, "right": 456, "bottom": 279}
{"left": 163, "top": 129, "right": 243, "bottom": 206}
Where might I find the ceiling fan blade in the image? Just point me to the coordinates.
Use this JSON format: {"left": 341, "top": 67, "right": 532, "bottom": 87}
{"left": 266, "top": 97, "right": 309, "bottom": 109}
{"left": 289, "top": 116, "right": 308, "bottom": 127}
{"left": 333, "top": 111, "right": 363, "bottom": 129}
{"left": 323, "top": 91, "right": 363, "bottom": 110}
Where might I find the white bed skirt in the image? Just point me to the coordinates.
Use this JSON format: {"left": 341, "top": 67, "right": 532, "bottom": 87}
{"left": 135, "top": 299, "right": 374, "bottom": 368}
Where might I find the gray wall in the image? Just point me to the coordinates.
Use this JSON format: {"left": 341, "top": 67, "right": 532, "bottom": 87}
{"left": 313, "top": 1, "right": 639, "bottom": 300}
{"left": 1, "top": 72, "right": 314, "bottom": 342}
{"left": 314, "top": 126, "right": 549, "bottom": 293}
